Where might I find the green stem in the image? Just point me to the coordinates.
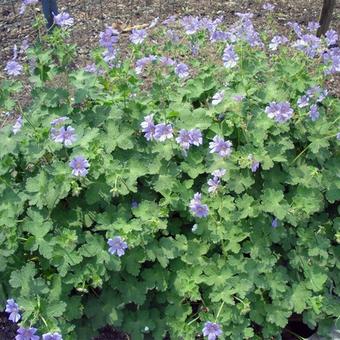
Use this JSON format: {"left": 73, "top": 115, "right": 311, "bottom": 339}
{"left": 215, "top": 301, "right": 225, "bottom": 322}
{"left": 187, "top": 315, "right": 200, "bottom": 326}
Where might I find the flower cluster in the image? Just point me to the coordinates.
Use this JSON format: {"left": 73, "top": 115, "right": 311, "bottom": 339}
{"left": 293, "top": 33, "right": 321, "bottom": 58}
{"left": 50, "top": 117, "right": 76, "bottom": 146}
{"left": 54, "top": 12, "right": 74, "bottom": 28}
{"left": 269, "top": 35, "right": 288, "bottom": 51}
{"left": 189, "top": 193, "right": 209, "bottom": 218}
{"left": 130, "top": 29, "right": 148, "bottom": 44}
{"left": 99, "top": 27, "right": 119, "bottom": 49}
{"left": 265, "top": 101, "right": 293, "bottom": 123}
{"left": 231, "top": 13, "right": 263, "bottom": 47}
{"left": 207, "top": 168, "right": 226, "bottom": 194}
{"left": 99, "top": 27, "right": 119, "bottom": 67}
{"left": 297, "top": 85, "right": 327, "bottom": 121}
{"left": 176, "top": 129, "right": 202, "bottom": 150}
{"left": 108, "top": 236, "right": 128, "bottom": 256}
{"left": 15, "top": 327, "right": 63, "bottom": 340}
{"left": 19, "top": 0, "right": 38, "bottom": 15}
{"left": 134, "top": 54, "right": 189, "bottom": 78}
{"left": 180, "top": 16, "right": 222, "bottom": 35}
{"left": 323, "top": 47, "right": 340, "bottom": 75}
{"left": 140, "top": 115, "right": 171, "bottom": 142}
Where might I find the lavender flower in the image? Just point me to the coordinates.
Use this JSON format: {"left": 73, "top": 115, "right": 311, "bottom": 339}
{"left": 307, "top": 21, "right": 320, "bottom": 33}
{"left": 263, "top": 3, "right": 275, "bottom": 11}
{"left": 189, "top": 128, "right": 202, "bottom": 146}
{"left": 309, "top": 104, "right": 320, "bottom": 121}
{"left": 207, "top": 176, "right": 220, "bottom": 193}
{"left": 233, "top": 94, "right": 245, "bottom": 102}
{"left": 323, "top": 47, "right": 340, "bottom": 74}
{"left": 297, "top": 95, "right": 310, "bottom": 108}
{"left": 54, "top": 12, "right": 74, "bottom": 28}
{"left": 162, "top": 15, "right": 177, "bottom": 25}
{"left": 222, "top": 45, "right": 238, "bottom": 68}
{"left": 42, "top": 333, "right": 62, "bottom": 340}
{"left": 131, "top": 200, "right": 139, "bottom": 208}
{"left": 166, "top": 29, "right": 180, "bottom": 43}
{"left": 209, "top": 136, "right": 233, "bottom": 157}
{"left": 20, "top": 39, "right": 29, "bottom": 53}
{"left": 141, "top": 114, "right": 156, "bottom": 141}
{"left": 50, "top": 116, "right": 68, "bottom": 127}
{"left": 69, "top": 156, "right": 89, "bottom": 177}
{"left": 306, "top": 86, "right": 328, "bottom": 102}
{"left": 212, "top": 168, "right": 226, "bottom": 178}
{"left": 272, "top": 218, "right": 278, "bottom": 228}
{"left": 159, "top": 56, "right": 176, "bottom": 66}
{"left": 202, "top": 322, "right": 223, "bottom": 340}
{"left": 5, "top": 299, "right": 21, "bottom": 323}
{"left": 176, "top": 128, "right": 202, "bottom": 150}
{"left": 12, "top": 116, "right": 23, "bottom": 134}
{"left": 200, "top": 17, "right": 223, "bottom": 33}
{"left": 154, "top": 123, "right": 173, "bottom": 141}
{"left": 235, "top": 12, "right": 254, "bottom": 21}
{"left": 265, "top": 101, "right": 293, "bottom": 123}
{"left": 189, "top": 193, "right": 209, "bottom": 218}
{"left": 19, "top": 3, "right": 26, "bottom": 15}
{"left": 19, "top": 0, "right": 38, "bottom": 14}
{"left": 23, "top": 0, "right": 38, "bottom": 4}
{"left": 5, "top": 60, "right": 23, "bottom": 76}
{"left": 102, "top": 48, "right": 117, "bottom": 64}
{"left": 130, "top": 29, "right": 148, "bottom": 44}
{"left": 210, "top": 30, "right": 229, "bottom": 43}
{"left": 176, "top": 129, "right": 191, "bottom": 150}
{"left": 287, "top": 22, "right": 302, "bottom": 37}
{"left": 181, "top": 16, "right": 201, "bottom": 35}
{"left": 99, "top": 27, "right": 119, "bottom": 49}
{"left": 175, "top": 63, "right": 189, "bottom": 78}
{"left": 293, "top": 34, "right": 321, "bottom": 58}
{"left": 232, "top": 13, "right": 263, "bottom": 47}
{"left": 16, "top": 327, "right": 39, "bottom": 340}
{"left": 248, "top": 154, "right": 260, "bottom": 172}
{"left": 191, "top": 43, "right": 199, "bottom": 56}
{"left": 51, "top": 126, "right": 76, "bottom": 146}
{"left": 211, "top": 90, "right": 225, "bottom": 106}
{"left": 107, "top": 236, "right": 128, "bottom": 256}
{"left": 84, "top": 63, "right": 98, "bottom": 73}
{"left": 325, "top": 30, "right": 338, "bottom": 46}
{"left": 269, "top": 35, "right": 288, "bottom": 51}
{"left": 135, "top": 55, "right": 157, "bottom": 74}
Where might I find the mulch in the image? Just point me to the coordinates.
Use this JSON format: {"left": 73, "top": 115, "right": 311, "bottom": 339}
{"left": 0, "top": 312, "right": 18, "bottom": 340}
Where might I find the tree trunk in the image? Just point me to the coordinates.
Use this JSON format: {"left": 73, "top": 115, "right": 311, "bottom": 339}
{"left": 317, "top": 0, "right": 336, "bottom": 37}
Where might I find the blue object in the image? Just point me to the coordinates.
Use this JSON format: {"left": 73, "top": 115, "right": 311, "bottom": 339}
{"left": 41, "top": 0, "right": 58, "bottom": 29}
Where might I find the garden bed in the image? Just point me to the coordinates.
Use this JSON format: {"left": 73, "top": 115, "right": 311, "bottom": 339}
{"left": 0, "top": 1, "right": 340, "bottom": 340}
